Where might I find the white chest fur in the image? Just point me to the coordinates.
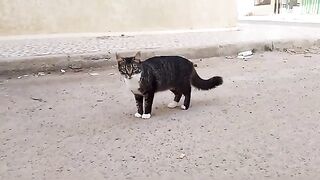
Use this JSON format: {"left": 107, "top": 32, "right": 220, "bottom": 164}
{"left": 124, "top": 73, "right": 142, "bottom": 94}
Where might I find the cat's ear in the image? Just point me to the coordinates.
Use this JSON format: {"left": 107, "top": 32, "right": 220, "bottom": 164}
{"left": 116, "top": 53, "right": 122, "bottom": 61}
{"left": 134, "top": 51, "right": 141, "bottom": 62}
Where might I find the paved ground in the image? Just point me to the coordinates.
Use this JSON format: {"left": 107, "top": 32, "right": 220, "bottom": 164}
{"left": 1, "top": 22, "right": 320, "bottom": 76}
{"left": 2, "top": 22, "right": 320, "bottom": 76}
{"left": 1, "top": 23, "right": 320, "bottom": 59}
{"left": 1, "top": 51, "right": 320, "bottom": 179}
{"left": 239, "top": 15, "right": 320, "bottom": 26}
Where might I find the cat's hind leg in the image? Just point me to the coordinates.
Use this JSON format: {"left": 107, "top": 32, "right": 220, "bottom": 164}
{"left": 181, "top": 86, "right": 191, "bottom": 110}
{"left": 168, "top": 89, "right": 182, "bottom": 108}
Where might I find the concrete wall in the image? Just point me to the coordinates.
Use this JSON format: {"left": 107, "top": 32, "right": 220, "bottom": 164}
{"left": 0, "top": 0, "right": 237, "bottom": 36}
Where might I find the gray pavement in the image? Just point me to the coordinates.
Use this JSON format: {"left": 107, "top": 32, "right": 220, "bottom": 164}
{"left": 1, "top": 23, "right": 320, "bottom": 75}
{"left": 1, "top": 51, "right": 320, "bottom": 179}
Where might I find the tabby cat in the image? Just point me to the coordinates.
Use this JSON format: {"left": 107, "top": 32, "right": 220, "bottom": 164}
{"left": 117, "top": 52, "right": 223, "bottom": 119}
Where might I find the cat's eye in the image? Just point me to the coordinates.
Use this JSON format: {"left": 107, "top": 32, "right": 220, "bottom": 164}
{"left": 119, "top": 66, "right": 126, "bottom": 74}
{"left": 134, "top": 69, "right": 140, "bottom": 73}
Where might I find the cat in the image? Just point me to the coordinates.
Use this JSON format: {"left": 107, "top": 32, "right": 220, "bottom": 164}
{"left": 117, "top": 52, "right": 223, "bottom": 119}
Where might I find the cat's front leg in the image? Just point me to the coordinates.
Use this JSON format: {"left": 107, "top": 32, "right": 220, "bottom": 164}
{"left": 134, "top": 94, "right": 143, "bottom": 118}
{"left": 142, "top": 92, "right": 155, "bottom": 119}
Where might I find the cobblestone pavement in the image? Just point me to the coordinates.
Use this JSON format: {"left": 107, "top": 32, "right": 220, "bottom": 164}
{"left": 1, "top": 23, "right": 320, "bottom": 59}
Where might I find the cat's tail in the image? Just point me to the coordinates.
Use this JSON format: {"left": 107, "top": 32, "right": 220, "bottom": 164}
{"left": 191, "top": 68, "right": 223, "bottom": 90}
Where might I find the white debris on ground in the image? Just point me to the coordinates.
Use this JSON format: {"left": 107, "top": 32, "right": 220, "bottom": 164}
{"left": 237, "top": 50, "right": 253, "bottom": 60}
{"left": 178, "top": 153, "right": 186, "bottom": 159}
{"left": 89, "top": 72, "right": 99, "bottom": 76}
{"left": 37, "top": 72, "right": 46, "bottom": 76}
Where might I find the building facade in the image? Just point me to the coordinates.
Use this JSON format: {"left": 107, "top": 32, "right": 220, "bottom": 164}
{"left": 0, "top": 0, "right": 237, "bottom": 35}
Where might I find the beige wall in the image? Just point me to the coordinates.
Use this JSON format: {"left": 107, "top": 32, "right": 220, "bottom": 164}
{"left": 0, "top": 0, "right": 237, "bottom": 36}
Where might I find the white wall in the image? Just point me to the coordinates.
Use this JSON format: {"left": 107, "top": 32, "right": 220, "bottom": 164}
{"left": 0, "top": 0, "right": 238, "bottom": 35}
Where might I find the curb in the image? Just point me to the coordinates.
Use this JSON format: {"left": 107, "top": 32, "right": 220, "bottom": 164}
{"left": 1, "top": 38, "right": 320, "bottom": 75}
{"left": 0, "top": 53, "right": 113, "bottom": 76}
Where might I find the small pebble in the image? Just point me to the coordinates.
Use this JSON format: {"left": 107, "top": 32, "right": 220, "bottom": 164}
{"left": 178, "top": 153, "right": 186, "bottom": 159}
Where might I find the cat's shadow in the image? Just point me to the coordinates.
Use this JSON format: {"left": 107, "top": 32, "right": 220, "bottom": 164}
{"left": 152, "top": 97, "right": 221, "bottom": 118}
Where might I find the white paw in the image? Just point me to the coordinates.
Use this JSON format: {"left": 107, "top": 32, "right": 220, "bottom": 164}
{"left": 134, "top": 113, "right": 142, "bottom": 118}
{"left": 180, "top": 105, "right": 187, "bottom": 110}
{"left": 167, "top": 101, "right": 178, "bottom": 108}
{"left": 142, "top": 114, "right": 151, "bottom": 119}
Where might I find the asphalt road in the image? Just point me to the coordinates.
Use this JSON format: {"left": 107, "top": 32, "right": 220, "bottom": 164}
{"left": 1, "top": 51, "right": 320, "bottom": 180}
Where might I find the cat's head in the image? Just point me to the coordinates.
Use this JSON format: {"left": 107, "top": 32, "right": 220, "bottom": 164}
{"left": 116, "top": 52, "right": 142, "bottom": 79}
